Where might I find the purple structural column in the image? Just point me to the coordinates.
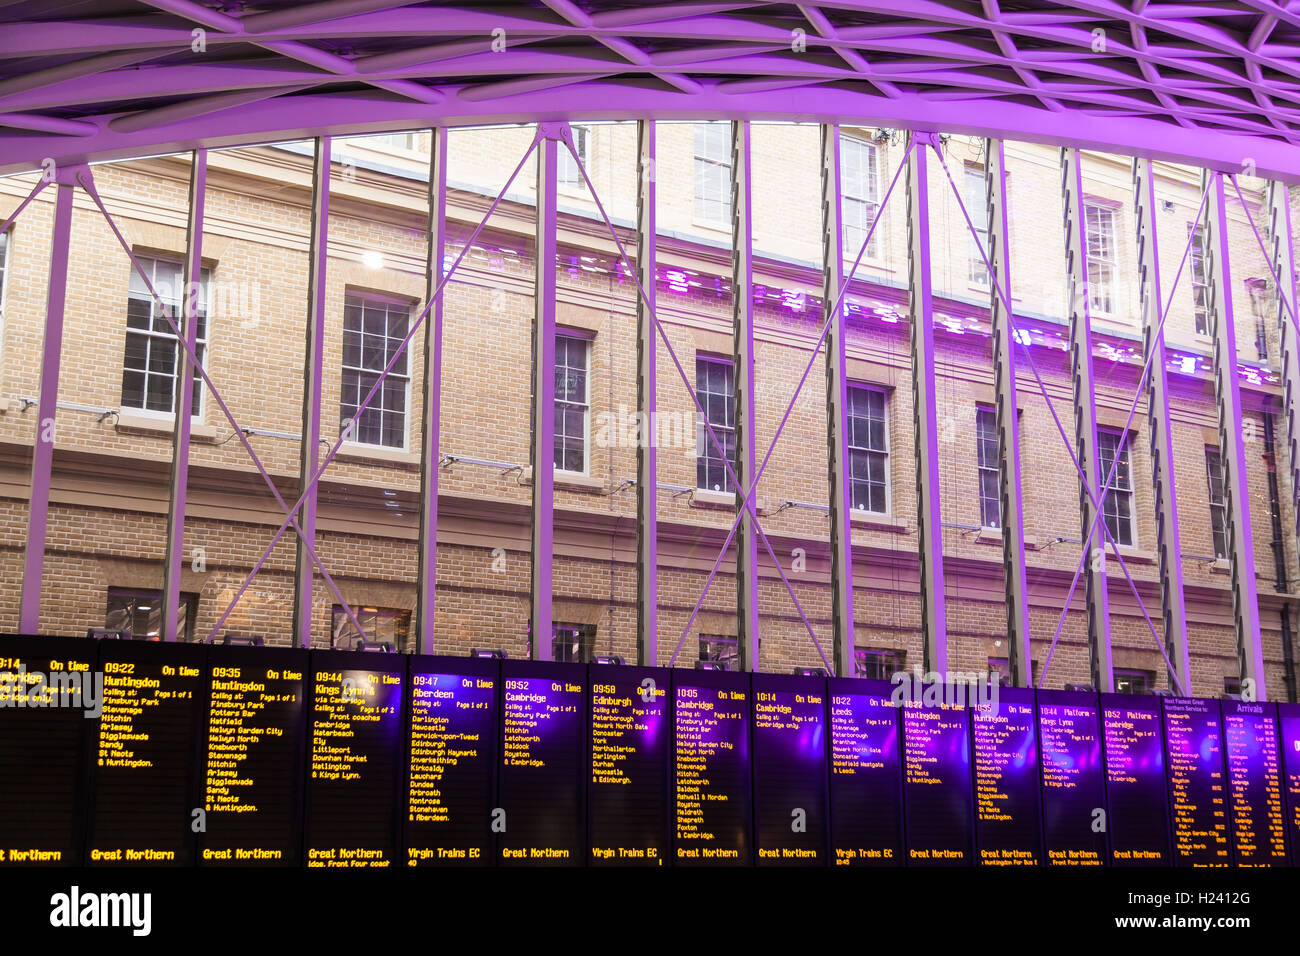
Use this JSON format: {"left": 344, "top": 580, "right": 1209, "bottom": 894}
{"left": 635, "top": 120, "right": 658, "bottom": 666}
{"left": 906, "top": 135, "right": 948, "bottom": 674}
{"left": 1060, "top": 147, "right": 1115, "bottom": 693}
{"left": 19, "top": 166, "right": 76, "bottom": 634}
{"left": 162, "top": 149, "right": 206, "bottom": 643}
{"left": 985, "top": 140, "right": 1033, "bottom": 686}
{"left": 821, "top": 124, "right": 856, "bottom": 677}
{"left": 1202, "top": 170, "right": 1267, "bottom": 699}
{"left": 530, "top": 126, "right": 560, "bottom": 660}
{"left": 293, "top": 136, "right": 330, "bottom": 649}
{"left": 416, "top": 128, "right": 447, "bottom": 655}
{"left": 1132, "top": 157, "right": 1192, "bottom": 692}
{"left": 1266, "top": 180, "right": 1300, "bottom": 542}
{"left": 730, "top": 121, "right": 761, "bottom": 673}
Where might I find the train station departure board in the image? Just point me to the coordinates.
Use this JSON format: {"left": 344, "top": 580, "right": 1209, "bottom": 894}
{"left": 752, "top": 673, "right": 827, "bottom": 866}
{"left": 1281, "top": 703, "right": 1300, "bottom": 867}
{"left": 499, "top": 660, "right": 585, "bottom": 865}
{"left": 972, "top": 686, "right": 1041, "bottom": 866}
{"left": 1037, "top": 690, "right": 1106, "bottom": 866}
{"left": 828, "top": 678, "right": 903, "bottom": 866}
{"left": 588, "top": 664, "right": 668, "bottom": 867}
{"left": 901, "top": 691, "right": 973, "bottom": 865}
{"left": 1221, "top": 700, "right": 1287, "bottom": 867}
{"left": 1163, "top": 696, "right": 1231, "bottom": 866}
{"left": 198, "top": 644, "right": 307, "bottom": 866}
{"left": 304, "top": 650, "right": 404, "bottom": 868}
{"left": 0, "top": 636, "right": 96, "bottom": 865}
{"left": 673, "top": 668, "right": 751, "bottom": 865}
{"left": 1100, "top": 693, "right": 1169, "bottom": 865}
{"left": 404, "top": 655, "right": 498, "bottom": 866}
{"left": 88, "top": 640, "right": 206, "bottom": 866}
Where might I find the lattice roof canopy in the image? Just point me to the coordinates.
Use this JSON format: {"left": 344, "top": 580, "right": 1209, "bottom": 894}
{"left": 2, "top": 0, "right": 1300, "bottom": 177}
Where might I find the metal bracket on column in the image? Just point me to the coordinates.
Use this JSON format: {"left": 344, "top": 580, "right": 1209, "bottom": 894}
{"left": 1133, "top": 157, "right": 1192, "bottom": 693}
{"left": 635, "top": 120, "right": 658, "bottom": 667}
{"left": 1061, "top": 147, "right": 1114, "bottom": 693}
{"left": 530, "top": 130, "right": 559, "bottom": 659}
{"left": 731, "top": 120, "right": 761, "bottom": 673}
{"left": 1203, "top": 170, "right": 1267, "bottom": 699}
{"left": 163, "top": 149, "right": 206, "bottom": 643}
{"left": 908, "top": 134, "right": 948, "bottom": 674}
{"left": 416, "top": 128, "right": 448, "bottom": 655}
{"left": 985, "top": 140, "right": 1033, "bottom": 686}
{"left": 293, "top": 136, "right": 330, "bottom": 650}
{"left": 822, "top": 124, "right": 856, "bottom": 678}
{"left": 1266, "top": 179, "right": 1300, "bottom": 546}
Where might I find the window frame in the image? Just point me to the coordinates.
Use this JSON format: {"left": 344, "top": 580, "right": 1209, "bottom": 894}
{"left": 975, "top": 404, "right": 1001, "bottom": 528}
{"left": 557, "top": 124, "right": 590, "bottom": 191}
{"left": 105, "top": 586, "right": 198, "bottom": 642}
{"left": 1114, "top": 668, "right": 1155, "bottom": 695}
{"left": 692, "top": 122, "right": 733, "bottom": 227}
{"left": 330, "top": 604, "right": 412, "bottom": 653}
{"left": 554, "top": 332, "right": 591, "bottom": 475}
{"left": 340, "top": 290, "right": 413, "bottom": 451}
{"left": 841, "top": 133, "right": 881, "bottom": 261}
{"left": 854, "top": 647, "right": 905, "bottom": 681}
{"left": 698, "top": 633, "right": 743, "bottom": 670}
{"left": 552, "top": 621, "right": 597, "bottom": 663}
{"left": 1083, "top": 201, "right": 1118, "bottom": 317}
{"left": 846, "top": 383, "right": 890, "bottom": 515}
{"left": 1205, "top": 446, "right": 1228, "bottom": 560}
{"left": 1190, "top": 223, "right": 1211, "bottom": 336}
{"left": 0, "top": 229, "right": 9, "bottom": 367}
{"left": 695, "top": 354, "right": 736, "bottom": 494}
{"left": 121, "top": 254, "right": 211, "bottom": 421}
{"left": 964, "top": 165, "right": 990, "bottom": 287}
{"left": 1097, "top": 427, "right": 1137, "bottom": 548}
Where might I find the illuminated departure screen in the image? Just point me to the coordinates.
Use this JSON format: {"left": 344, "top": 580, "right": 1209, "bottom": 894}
{"left": 1281, "top": 703, "right": 1300, "bottom": 867}
{"left": 588, "top": 664, "right": 668, "bottom": 867}
{"left": 499, "top": 660, "right": 585, "bottom": 866}
{"left": 972, "top": 686, "right": 1041, "bottom": 866}
{"left": 1037, "top": 689, "right": 1106, "bottom": 866}
{"left": 1222, "top": 700, "right": 1287, "bottom": 867}
{"left": 404, "top": 655, "right": 498, "bottom": 867}
{"left": 88, "top": 640, "right": 206, "bottom": 866}
{"left": 901, "top": 690, "right": 972, "bottom": 865}
{"left": 752, "top": 673, "right": 827, "bottom": 866}
{"left": 304, "top": 650, "right": 404, "bottom": 868}
{"left": 0, "top": 636, "right": 96, "bottom": 865}
{"left": 1101, "top": 693, "right": 1169, "bottom": 865}
{"left": 828, "top": 678, "right": 903, "bottom": 866}
{"left": 673, "top": 668, "right": 751, "bottom": 866}
{"left": 198, "top": 644, "right": 307, "bottom": 866}
{"left": 1163, "top": 696, "right": 1231, "bottom": 866}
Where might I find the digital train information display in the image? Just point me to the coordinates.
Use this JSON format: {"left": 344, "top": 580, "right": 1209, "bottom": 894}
{"left": 1101, "top": 693, "right": 1169, "bottom": 865}
{"left": 88, "top": 640, "right": 206, "bottom": 866}
{"left": 828, "top": 678, "right": 903, "bottom": 867}
{"left": 673, "top": 668, "right": 751, "bottom": 866}
{"left": 1221, "top": 700, "right": 1287, "bottom": 867}
{"left": 901, "top": 689, "right": 973, "bottom": 865}
{"left": 752, "top": 673, "right": 827, "bottom": 866}
{"left": 198, "top": 644, "right": 307, "bottom": 866}
{"left": 304, "top": 651, "right": 404, "bottom": 868}
{"left": 1282, "top": 703, "right": 1300, "bottom": 867}
{"left": 588, "top": 665, "right": 669, "bottom": 867}
{"left": 0, "top": 636, "right": 97, "bottom": 865}
{"left": 972, "top": 686, "right": 1041, "bottom": 866}
{"left": 404, "top": 655, "right": 497, "bottom": 866}
{"left": 499, "top": 660, "right": 585, "bottom": 866}
{"left": 1163, "top": 696, "right": 1231, "bottom": 866}
{"left": 1037, "top": 690, "right": 1106, "bottom": 866}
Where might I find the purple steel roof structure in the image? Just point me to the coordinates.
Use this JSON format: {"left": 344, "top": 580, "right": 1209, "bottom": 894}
{"left": 2, "top": 0, "right": 1300, "bottom": 176}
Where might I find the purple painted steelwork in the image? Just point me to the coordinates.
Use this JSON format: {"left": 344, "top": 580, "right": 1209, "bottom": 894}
{"left": 906, "top": 133, "right": 948, "bottom": 674}
{"left": 18, "top": 168, "right": 75, "bottom": 634}
{"left": 294, "top": 136, "right": 331, "bottom": 649}
{"left": 162, "top": 148, "right": 206, "bottom": 643}
{"left": 0, "top": 177, "right": 49, "bottom": 240}
{"left": 416, "top": 128, "right": 447, "bottom": 655}
{"left": 635, "top": 119, "right": 658, "bottom": 666}
{"left": 531, "top": 126, "right": 560, "bottom": 660}
{"left": 1262, "top": 179, "right": 1300, "bottom": 543}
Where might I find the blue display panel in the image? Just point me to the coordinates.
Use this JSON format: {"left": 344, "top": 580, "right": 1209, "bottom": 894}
{"left": 1282, "top": 703, "right": 1300, "bottom": 867}
{"left": 588, "top": 664, "right": 669, "bottom": 867}
{"left": 1100, "top": 692, "right": 1169, "bottom": 865}
{"left": 752, "top": 673, "right": 827, "bottom": 866}
{"left": 499, "top": 660, "right": 585, "bottom": 866}
{"left": 87, "top": 640, "right": 206, "bottom": 866}
{"left": 1163, "top": 696, "right": 1231, "bottom": 866}
{"left": 1222, "top": 699, "right": 1287, "bottom": 867}
{"left": 304, "top": 650, "right": 405, "bottom": 868}
{"left": 0, "top": 636, "right": 96, "bottom": 865}
{"left": 404, "top": 655, "right": 498, "bottom": 866}
{"left": 198, "top": 644, "right": 307, "bottom": 866}
{"left": 1037, "top": 689, "right": 1106, "bottom": 866}
{"left": 828, "top": 678, "right": 904, "bottom": 866}
{"left": 972, "top": 686, "right": 1041, "bottom": 866}
{"left": 901, "top": 688, "right": 973, "bottom": 866}
{"left": 673, "top": 668, "right": 751, "bottom": 866}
